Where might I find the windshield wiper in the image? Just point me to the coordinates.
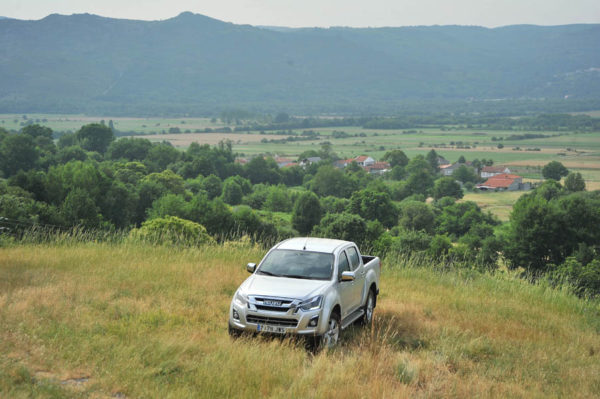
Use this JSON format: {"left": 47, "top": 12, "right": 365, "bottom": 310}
{"left": 281, "top": 274, "right": 313, "bottom": 280}
{"left": 258, "top": 270, "right": 282, "bottom": 277}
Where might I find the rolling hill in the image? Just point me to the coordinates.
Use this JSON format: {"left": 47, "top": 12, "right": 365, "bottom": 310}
{"left": 0, "top": 12, "right": 599, "bottom": 115}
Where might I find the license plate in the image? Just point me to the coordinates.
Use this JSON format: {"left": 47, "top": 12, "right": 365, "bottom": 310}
{"left": 257, "top": 324, "right": 286, "bottom": 334}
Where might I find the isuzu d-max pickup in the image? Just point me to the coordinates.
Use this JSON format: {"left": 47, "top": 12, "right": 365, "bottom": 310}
{"left": 228, "top": 237, "right": 380, "bottom": 348}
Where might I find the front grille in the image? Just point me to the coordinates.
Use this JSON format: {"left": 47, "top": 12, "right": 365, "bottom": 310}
{"left": 249, "top": 296, "right": 296, "bottom": 313}
{"left": 255, "top": 305, "right": 289, "bottom": 312}
{"left": 246, "top": 315, "right": 298, "bottom": 327}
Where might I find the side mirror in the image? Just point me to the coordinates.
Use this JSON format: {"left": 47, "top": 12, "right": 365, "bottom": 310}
{"left": 340, "top": 271, "right": 355, "bottom": 282}
{"left": 246, "top": 263, "right": 256, "bottom": 273}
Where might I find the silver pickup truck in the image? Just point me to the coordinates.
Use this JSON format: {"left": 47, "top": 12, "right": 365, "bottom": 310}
{"left": 228, "top": 237, "right": 381, "bottom": 349}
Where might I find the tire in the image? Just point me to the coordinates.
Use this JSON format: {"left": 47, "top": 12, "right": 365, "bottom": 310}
{"left": 228, "top": 322, "right": 242, "bottom": 338}
{"left": 359, "top": 290, "right": 375, "bottom": 327}
{"left": 320, "top": 311, "right": 341, "bottom": 350}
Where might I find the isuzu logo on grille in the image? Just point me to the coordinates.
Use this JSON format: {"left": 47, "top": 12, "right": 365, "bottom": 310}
{"left": 264, "top": 300, "right": 282, "bottom": 306}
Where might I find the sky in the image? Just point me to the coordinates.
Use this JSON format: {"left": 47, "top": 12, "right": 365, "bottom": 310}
{"left": 1, "top": 0, "right": 599, "bottom": 27}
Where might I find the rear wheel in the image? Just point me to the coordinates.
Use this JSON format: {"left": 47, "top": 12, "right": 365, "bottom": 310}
{"left": 360, "top": 290, "right": 375, "bottom": 326}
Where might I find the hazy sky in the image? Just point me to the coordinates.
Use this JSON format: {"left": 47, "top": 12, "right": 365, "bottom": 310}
{"left": 2, "top": 0, "right": 599, "bottom": 27}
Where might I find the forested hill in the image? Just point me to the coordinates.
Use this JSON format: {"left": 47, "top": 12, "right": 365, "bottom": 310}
{"left": 1, "top": 12, "right": 599, "bottom": 115}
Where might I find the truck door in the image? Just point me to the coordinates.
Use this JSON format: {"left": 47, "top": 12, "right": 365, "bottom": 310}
{"left": 336, "top": 251, "right": 354, "bottom": 319}
{"left": 346, "top": 246, "right": 365, "bottom": 312}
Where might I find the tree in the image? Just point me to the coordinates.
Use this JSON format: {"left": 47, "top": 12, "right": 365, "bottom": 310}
{"left": 348, "top": 189, "right": 398, "bottom": 228}
{"left": 57, "top": 132, "right": 77, "bottom": 149}
{"left": 21, "top": 124, "right": 53, "bottom": 139}
{"left": 101, "top": 181, "right": 138, "bottom": 228}
{"left": 404, "top": 155, "right": 435, "bottom": 196}
{"left": 76, "top": 123, "right": 115, "bottom": 153}
{"left": 244, "top": 156, "right": 281, "bottom": 184}
{"left": 147, "top": 194, "right": 189, "bottom": 220}
{"left": 292, "top": 192, "right": 322, "bottom": 235}
{"left": 221, "top": 179, "right": 243, "bottom": 205}
{"left": 564, "top": 172, "right": 586, "bottom": 192}
{"left": 542, "top": 161, "right": 568, "bottom": 181}
{"left": 61, "top": 187, "right": 100, "bottom": 227}
{"left": 504, "top": 190, "right": 600, "bottom": 273}
{"left": 457, "top": 155, "right": 466, "bottom": 164}
{"left": 452, "top": 165, "right": 478, "bottom": 184}
{"left": 0, "top": 134, "right": 39, "bottom": 176}
{"left": 201, "top": 174, "right": 223, "bottom": 199}
{"left": 107, "top": 137, "right": 152, "bottom": 161}
{"left": 436, "top": 201, "right": 497, "bottom": 239}
{"left": 313, "top": 213, "right": 368, "bottom": 247}
{"left": 398, "top": 201, "right": 436, "bottom": 234}
{"left": 426, "top": 149, "right": 440, "bottom": 172}
{"left": 142, "top": 170, "right": 185, "bottom": 195}
{"left": 264, "top": 186, "right": 292, "bottom": 212}
{"left": 310, "top": 165, "right": 356, "bottom": 198}
{"left": 432, "top": 177, "right": 463, "bottom": 200}
{"left": 56, "top": 146, "right": 87, "bottom": 163}
{"left": 382, "top": 149, "right": 409, "bottom": 168}
{"left": 145, "top": 143, "right": 181, "bottom": 172}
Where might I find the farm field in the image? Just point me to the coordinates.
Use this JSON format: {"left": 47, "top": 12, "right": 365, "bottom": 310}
{"left": 1, "top": 242, "right": 599, "bottom": 398}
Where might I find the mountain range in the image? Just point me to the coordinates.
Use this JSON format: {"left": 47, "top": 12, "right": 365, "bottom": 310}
{"left": 1, "top": 12, "right": 599, "bottom": 115}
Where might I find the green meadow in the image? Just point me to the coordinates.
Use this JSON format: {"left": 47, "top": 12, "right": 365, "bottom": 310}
{"left": 1, "top": 240, "right": 599, "bottom": 398}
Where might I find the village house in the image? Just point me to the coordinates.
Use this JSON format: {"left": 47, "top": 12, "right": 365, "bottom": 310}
{"left": 439, "top": 161, "right": 476, "bottom": 176}
{"left": 365, "top": 162, "right": 391, "bottom": 175}
{"left": 274, "top": 156, "right": 295, "bottom": 168}
{"left": 335, "top": 155, "right": 376, "bottom": 169}
{"left": 480, "top": 165, "right": 511, "bottom": 178}
{"left": 299, "top": 157, "right": 321, "bottom": 167}
{"left": 437, "top": 156, "right": 450, "bottom": 166}
{"left": 476, "top": 173, "right": 531, "bottom": 191}
{"left": 354, "top": 155, "right": 375, "bottom": 167}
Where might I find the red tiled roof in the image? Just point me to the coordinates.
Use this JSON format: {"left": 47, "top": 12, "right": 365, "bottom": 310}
{"left": 482, "top": 166, "right": 508, "bottom": 173}
{"left": 494, "top": 173, "right": 521, "bottom": 179}
{"left": 368, "top": 162, "right": 390, "bottom": 169}
{"left": 355, "top": 155, "right": 369, "bottom": 162}
{"left": 478, "top": 173, "right": 522, "bottom": 188}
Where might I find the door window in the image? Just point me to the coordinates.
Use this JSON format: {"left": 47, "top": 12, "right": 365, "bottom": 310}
{"left": 337, "top": 252, "right": 351, "bottom": 280}
{"left": 347, "top": 247, "right": 360, "bottom": 270}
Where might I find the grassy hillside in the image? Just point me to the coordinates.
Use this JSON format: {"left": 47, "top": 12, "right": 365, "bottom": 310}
{"left": 1, "top": 241, "right": 599, "bottom": 398}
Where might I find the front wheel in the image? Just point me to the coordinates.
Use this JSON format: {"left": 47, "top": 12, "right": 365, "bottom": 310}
{"left": 359, "top": 290, "right": 375, "bottom": 326}
{"left": 320, "top": 312, "right": 341, "bottom": 350}
{"left": 228, "top": 322, "right": 242, "bottom": 338}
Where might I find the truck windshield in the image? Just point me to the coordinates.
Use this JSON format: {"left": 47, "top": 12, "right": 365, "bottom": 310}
{"left": 258, "top": 250, "right": 333, "bottom": 280}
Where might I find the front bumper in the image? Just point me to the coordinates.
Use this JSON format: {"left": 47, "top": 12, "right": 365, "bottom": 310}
{"left": 229, "top": 298, "right": 325, "bottom": 336}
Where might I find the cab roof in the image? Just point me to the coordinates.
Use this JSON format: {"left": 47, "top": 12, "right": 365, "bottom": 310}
{"left": 275, "top": 237, "right": 352, "bottom": 253}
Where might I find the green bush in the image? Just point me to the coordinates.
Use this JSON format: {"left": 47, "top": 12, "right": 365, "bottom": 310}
{"left": 130, "top": 216, "right": 214, "bottom": 246}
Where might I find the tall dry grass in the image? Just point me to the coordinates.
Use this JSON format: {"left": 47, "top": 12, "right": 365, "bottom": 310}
{"left": 0, "top": 239, "right": 599, "bottom": 398}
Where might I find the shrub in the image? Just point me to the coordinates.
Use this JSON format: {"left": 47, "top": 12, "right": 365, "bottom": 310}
{"left": 130, "top": 216, "right": 214, "bottom": 246}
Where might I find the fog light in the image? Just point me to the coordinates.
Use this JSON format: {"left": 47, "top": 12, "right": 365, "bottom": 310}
{"left": 308, "top": 316, "right": 319, "bottom": 327}
{"left": 232, "top": 309, "right": 240, "bottom": 320}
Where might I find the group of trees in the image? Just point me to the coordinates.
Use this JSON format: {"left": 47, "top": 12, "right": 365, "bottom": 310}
{"left": 1, "top": 123, "right": 599, "bottom": 297}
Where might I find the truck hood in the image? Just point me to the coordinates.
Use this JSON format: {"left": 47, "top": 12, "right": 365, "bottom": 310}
{"left": 241, "top": 274, "right": 331, "bottom": 300}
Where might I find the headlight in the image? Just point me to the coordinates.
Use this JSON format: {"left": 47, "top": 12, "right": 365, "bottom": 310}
{"left": 298, "top": 296, "right": 322, "bottom": 312}
{"left": 234, "top": 291, "right": 248, "bottom": 306}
